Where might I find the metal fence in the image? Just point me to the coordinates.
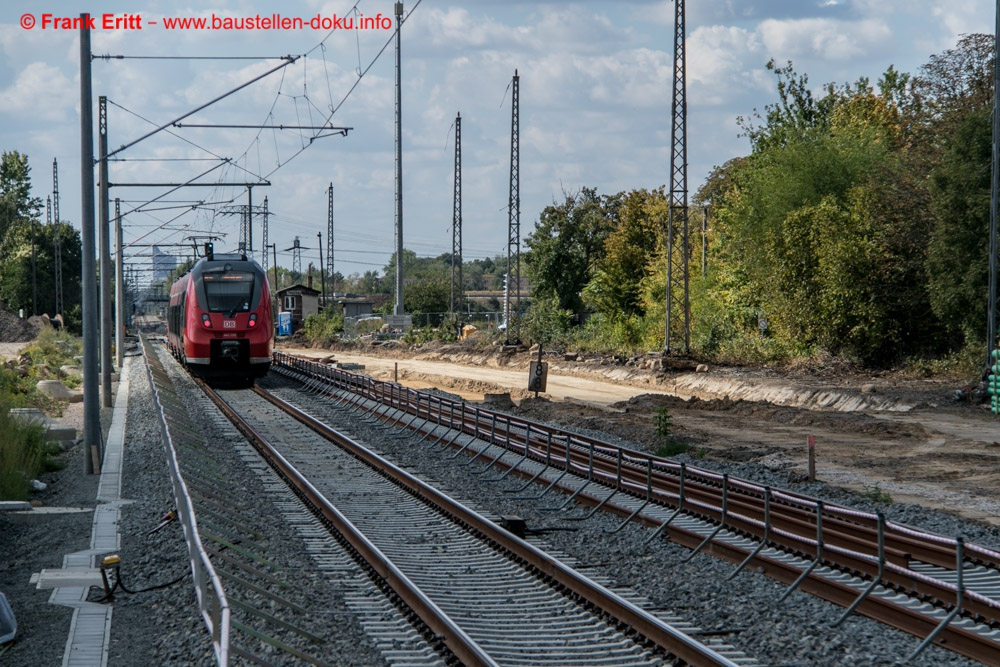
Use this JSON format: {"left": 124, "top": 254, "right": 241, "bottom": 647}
{"left": 141, "top": 336, "right": 231, "bottom": 665}
{"left": 340, "top": 312, "right": 509, "bottom": 339}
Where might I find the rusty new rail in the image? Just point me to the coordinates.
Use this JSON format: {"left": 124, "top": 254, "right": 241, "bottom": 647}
{"left": 273, "top": 351, "right": 1000, "bottom": 664}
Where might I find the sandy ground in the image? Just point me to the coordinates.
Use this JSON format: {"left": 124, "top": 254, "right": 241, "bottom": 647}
{"left": 281, "top": 343, "right": 1000, "bottom": 527}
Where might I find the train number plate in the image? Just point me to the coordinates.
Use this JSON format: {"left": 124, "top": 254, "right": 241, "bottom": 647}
{"left": 223, "top": 320, "right": 237, "bottom": 328}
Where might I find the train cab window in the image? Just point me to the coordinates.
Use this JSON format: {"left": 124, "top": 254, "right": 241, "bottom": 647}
{"left": 203, "top": 272, "right": 255, "bottom": 314}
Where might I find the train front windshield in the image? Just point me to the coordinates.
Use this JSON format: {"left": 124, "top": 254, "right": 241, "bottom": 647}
{"left": 203, "top": 272, "right": 255, "bottom": 313}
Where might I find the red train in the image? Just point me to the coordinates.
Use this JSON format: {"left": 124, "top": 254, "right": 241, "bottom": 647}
{"left": 166, "top": 245, "right": 273, "bottom": 384}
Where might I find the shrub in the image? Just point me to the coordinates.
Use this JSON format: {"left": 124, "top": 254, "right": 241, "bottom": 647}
{"left": 655, "top": 442, "right": 691, "bottom": 457}
{"left": 654, "top": 406, "right": 672, "bottom": 440}
{"left": 303, "top": 310, "right": 345, "bottom": 346}
{"left": 21, "top": 327, "right": 82, "bottom": 369}
{"left": 653, "top": 407, "right": 690, "bottom": 457}
{"left": 523, "top": 297, "right": 573, "bottom": 347}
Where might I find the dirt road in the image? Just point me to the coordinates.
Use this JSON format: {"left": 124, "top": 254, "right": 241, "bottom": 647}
{"left": 283, "top": 344, "right": 1000, "bottom": 527}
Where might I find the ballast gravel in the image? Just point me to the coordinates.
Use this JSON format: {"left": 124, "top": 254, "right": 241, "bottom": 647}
{"left": 2, "top": 350, "right": 997, "bottom": 666}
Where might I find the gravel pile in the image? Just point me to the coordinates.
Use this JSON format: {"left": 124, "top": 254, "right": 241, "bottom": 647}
{"left": 0, "top": 302, "right": 41, "bottom": 343}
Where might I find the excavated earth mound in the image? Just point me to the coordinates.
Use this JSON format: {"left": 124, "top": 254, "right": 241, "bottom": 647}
{"left": 0, "top": 302, "right": 41, "bottom": 343}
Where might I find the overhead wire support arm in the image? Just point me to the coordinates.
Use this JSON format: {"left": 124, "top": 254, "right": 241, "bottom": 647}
{"left": 109, "top": 182, "right": 270, "bottom": 188}
{"left": 94, "top": 54, "right": 293, "bottom": 61}
{"left": 102, "top": 55, "right": 299, "bottom": 160}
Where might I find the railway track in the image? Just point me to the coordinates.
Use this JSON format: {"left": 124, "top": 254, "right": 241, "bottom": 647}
{"left": 272, "top": 351, "right": 1000, "bottom": 665}
{"left": 143, "top": 336, "right": 753, "bottom": 665}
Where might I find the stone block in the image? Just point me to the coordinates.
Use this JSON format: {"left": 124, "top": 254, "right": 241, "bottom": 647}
{"left": 8, "top": 407, "right": 78, "bottom": 442}
{"left": 36, "top": 380, "right": 83, "bottom": 403}
{"left": 59, "top": 365, "right": 82, "bottom": 378}
{"left": 0, "top": 501, "right": 31, "bottom": 512}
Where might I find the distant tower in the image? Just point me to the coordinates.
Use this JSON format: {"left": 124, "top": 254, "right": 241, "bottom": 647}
{"left": 505, "top": 70, "right": 520, "bottom": 344}
{"left": 451, "top": 113, "right": 462, "bottom": 319}
{"left": 261, "top": 196, "right": 269, "bottom": 271}
{"left": 52, "top": 158, "right": 63, "bottom": 315}
{"left": 239, "top": 206, "right": 248, "bottom": 254}
{"left": 287, "top": 236, "right": 303, "bottom": 277}
{"left": 665, "top": 0, "right": 690, "bottom": 354}
{"left": 327, "top": 183, "right": 335, "bottom": 293}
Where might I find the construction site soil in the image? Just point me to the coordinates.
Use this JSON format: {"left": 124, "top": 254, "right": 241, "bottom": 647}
{"left": 0, "top": 302, "right": 43, "bottom": 344}
{"left": 280, "top": 338, "right": 1000, "bottom": 528}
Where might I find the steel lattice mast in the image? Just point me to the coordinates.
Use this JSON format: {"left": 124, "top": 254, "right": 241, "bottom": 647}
{"left": 451, "top": 113, "right": 462, "bottom": 319}
{"left": 327, "top": 183, "right": 335, "bottom": 294}
{"left": 261, "top": 196, "right": 269, "bottom": 271}
{"left": 288, "top": 236, "right": 303, "bottom": 277}
{"left": 239, "top": 195, "right": 250, "bottom": 253}
{"left": 52, "top": 159, "right": 63, "bottom": 315}
{"left": 665, "top": 0, "right": 690, "bottom": 355}
{"left": 506, "top": 70, "right": 521, "bottom": 344}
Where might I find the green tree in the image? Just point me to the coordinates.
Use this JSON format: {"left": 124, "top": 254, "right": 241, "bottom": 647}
{"left": 582, "top": 188, "right": 666, "bottom": 320}
{"left": 919, "top": 35, "right": 996, "bottom": 348}
{"left": 708, "top": 62, "right": 938, "bottom": 363}
{"left": 524, "top": 188, "right": 620, "bottom": 316}
{"left": 0, "top": 151, "right": 42, "bottom": 257}
{"left": 404, "top": 277, "right": 450, "bottom": 325}
{"left": 926, "top": 107, "right": 991, "bottom": 343}
{"left": 0, "top": 222, "right": 83, "bottom": 320}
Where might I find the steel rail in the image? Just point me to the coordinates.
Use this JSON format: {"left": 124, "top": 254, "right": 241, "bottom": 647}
{"left": 274, "top": 354, "right": 997, "bottom": 572}
{"left": 198, "top": 381, "right": 500, "bottom": 667}
{"left": 271, "top": 352, "right": 1000, "bottom": 664}
{"left": 272, "top": 354, "right": 987, "bottom": 566}
{"left": 251, "top": 384, "right": 744, "bottom": 667}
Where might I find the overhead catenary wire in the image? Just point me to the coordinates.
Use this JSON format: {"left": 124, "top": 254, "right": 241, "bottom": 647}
{"left": 260, "top": 0, "right": 424, "bottom": 180}
{"left": 106, "top": 0, "right": 426, "bottom": 272}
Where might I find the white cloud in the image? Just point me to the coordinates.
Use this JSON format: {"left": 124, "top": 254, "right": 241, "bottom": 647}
{"left": 757, "top": 17, "right": 893, "bottom": 61}
{"left": 688, "top": 25, "right": 769, "bottom": 105}
{"left": 928, "top": 0, "right": 993, "bottom": 42}
{"left": 0, "top": 61, "right": 74, "bottom": 122}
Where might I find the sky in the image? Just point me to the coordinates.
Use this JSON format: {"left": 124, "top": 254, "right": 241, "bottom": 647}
{"left": 0, "top": 0, "right": 994, "bottom": 286}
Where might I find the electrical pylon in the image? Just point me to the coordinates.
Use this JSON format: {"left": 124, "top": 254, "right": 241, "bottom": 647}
{"left": 451, "top": 113, "right": 462, "bottom": 319}
{"left": 505, "top": 71, "right": 520, "bottom": 345}
{"left": 327, "top": 183, "right": 335, "bottom": 293}
{"left": 665, "top": 0, "right": 690, "bottom": 355}
{"left": 52, "top": 158, "right": 63, "bottom": 315}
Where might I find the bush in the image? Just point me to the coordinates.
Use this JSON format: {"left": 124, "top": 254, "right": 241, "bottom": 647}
{"left": 21, "top": 327, "right": 82, "bottom": 369}
{"left": 303, "top": 310, "right": 345, "bottom": 346}
{"left": 652, "top": 407, "right": 690, "bottom": 457}
{"left": 523, "top": 297, "right": 574, "bottom": 347}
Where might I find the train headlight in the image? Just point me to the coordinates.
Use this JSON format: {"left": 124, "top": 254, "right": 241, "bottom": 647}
{"left": 248, "top": 313, "right": 258, "bottom": 328}
{"left": 201, "top": 313, "right": 212, "bottom": 328}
